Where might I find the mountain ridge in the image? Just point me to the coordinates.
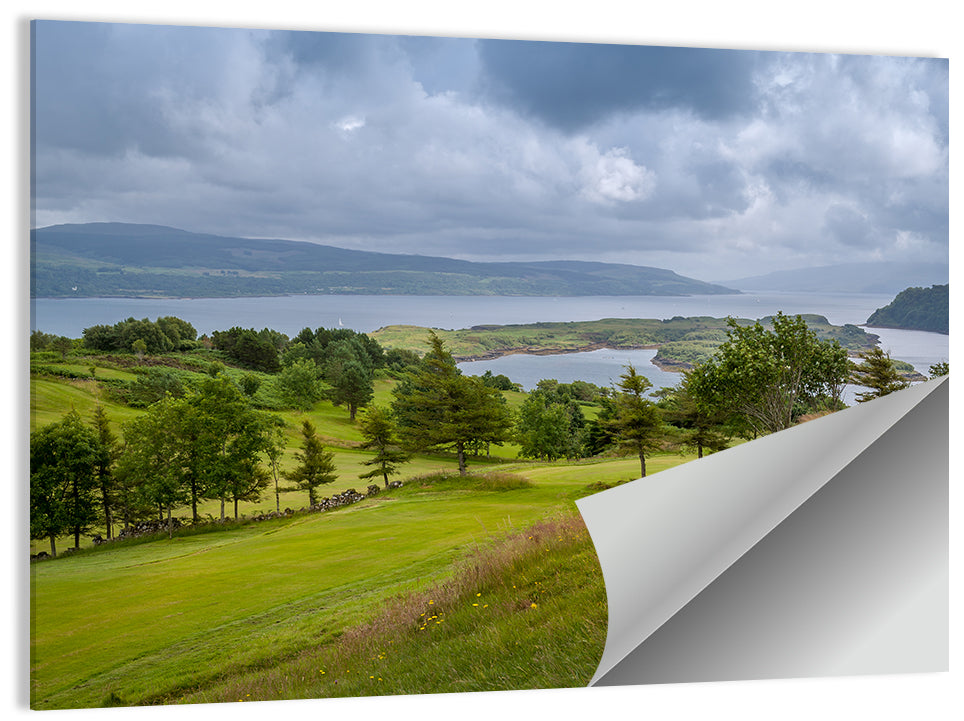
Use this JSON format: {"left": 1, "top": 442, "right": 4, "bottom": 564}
{"left": 719, "top": 261, "right": 949, "bottom": 295}
{"left": 31, "top": 222, "right": 739, "bottom": 298}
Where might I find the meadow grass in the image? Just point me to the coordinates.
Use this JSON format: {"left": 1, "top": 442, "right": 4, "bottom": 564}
{"left": 29, "top": 353, "right": 696, "bottom": 709}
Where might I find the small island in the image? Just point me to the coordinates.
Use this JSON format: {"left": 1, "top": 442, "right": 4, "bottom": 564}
{"left": 370, "top": 315, "right": 882, "bottom": 370}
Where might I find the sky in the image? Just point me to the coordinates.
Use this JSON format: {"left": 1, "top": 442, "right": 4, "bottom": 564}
{"left": 30, "top": 20, "right": 949, "bottom": 281}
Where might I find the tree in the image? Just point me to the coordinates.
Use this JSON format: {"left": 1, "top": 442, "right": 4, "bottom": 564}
{"left": 516, "top": 388, "right": 586, "bottom": 461}
{"left": 30, "top": 411, "right": 102, "bottom": 556}
{"left": 277, "top": 358, "right": 325, "bottom": 411}
{"left": 689, "top": 312, "right": 850, "bottom": 435}
{"left": 929, "top": 361, "right": 949, "bottom": 378}
{"left": 117, "top": 400, "right": 192, "bottom": 537}
{"left": 191, "top": 377, "right": 279, "bottom": 520}
{"left": 285, "top": 420, "right": 337, "bottom": 505}
{"left": 608, "top": 365, "right": 664, "bottom": 477}
{"left": 357, "top": 406, "right": 410, "bottom": 487}
{"left": 392, "top": 332, "right": 512, "bottom": 475}
{"left": 323, "top": 337, "right": 376, "bottom": 420}
{"left": 850, "top": 346, "right": 910, "bottom": 402}
{"left": 116, "top": 376, "right": 283, "bottom": 525}
{"left": 90, "top": 406, "right": 119, "bottom": 539}
{"left": 659, "top": 370, "right": 730, "bottom": 459}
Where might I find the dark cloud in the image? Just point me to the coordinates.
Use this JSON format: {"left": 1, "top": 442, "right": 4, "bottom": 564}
{"left": 477, "top": 40, "right": 761, "bottom": 131}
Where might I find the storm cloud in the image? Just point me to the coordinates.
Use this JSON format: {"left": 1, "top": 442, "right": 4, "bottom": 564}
{"left": 30, "top": 21, "right": 948, "bottom": 279}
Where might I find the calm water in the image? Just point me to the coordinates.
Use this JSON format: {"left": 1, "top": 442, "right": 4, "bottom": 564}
{"left": 31, "top": 290, "right": 897, "bottom": 336}
{"left": 31, "top": 292, "right": 948, "bottom": 396}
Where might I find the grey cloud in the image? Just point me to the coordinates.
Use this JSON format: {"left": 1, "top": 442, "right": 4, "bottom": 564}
{"left": 822, "top": 204, "right": 875, "bottom": 247}
{"left": 477, "top": 40, "right": 761, "bottom": 131}
{"left": 30, "top": 22, "right": 948, "bottom": 281}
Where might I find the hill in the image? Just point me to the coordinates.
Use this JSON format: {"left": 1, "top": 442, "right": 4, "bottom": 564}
{"left": 865, "top": 284, "right": 949, "bottom": 334}
{"left": 719, "top": 261, "right": 949, "bottom": 294}
{"left": 31, "top": 222, "right": 738, "bottom": 298}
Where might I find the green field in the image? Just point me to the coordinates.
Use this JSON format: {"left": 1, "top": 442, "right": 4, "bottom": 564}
{"left": 29, "top": 351, "right": 697, "bottom": 708}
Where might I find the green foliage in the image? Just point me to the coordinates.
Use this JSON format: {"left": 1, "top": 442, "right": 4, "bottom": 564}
{"left": 392, "top": 332, "right": 513, "bottom": 475}
{"left": 477, "top": 370, "right": 519, "bottom": 391}
{"left": 30, "top": 410, "right": 102, "bottom": 555}
{"left": 688, "top": 312, "right": 851, "bottom": 435}
{"left": 515, "top": 385, "right": 587, "bottom": 461}
{"left": 124, "top": 367, "right": 189, "bottom": 407}
{"left": 929, "top": 361, "right": 949, "bottom": 378}
{"left": 285, "top": 420, "right": 338, "bottom": 505}
{"left": 117, "top": 377, "right": 283, "bottom": 525}
{"left": 357, "top": 406, "right": 410, "bottom": 487}
{"left": 276, "top": 358, "right": 325, "bottom": 411}
{"left": 324, "top": 338, "right": 375, "bottom": 420}
{"left": 866, "top": 284, "right": 948, "bottom": 334}
{"left": 659, "top": 371, "right": 731, "bottom": 459}
{"left": 83, "top": 316, "right": 197, "bottom": 354}
{"left": 850, "top": 346, "right": 910, "bottom": 402}
{"left": 608, "top": 365, "right": 664, "bottom": 477}
{"left": 210, "top": 327, "right": 282, "bottom": 372}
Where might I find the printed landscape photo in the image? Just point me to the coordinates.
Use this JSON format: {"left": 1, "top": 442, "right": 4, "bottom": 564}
{"left": 28, "top": 18, "right": 949, "bottom": 711}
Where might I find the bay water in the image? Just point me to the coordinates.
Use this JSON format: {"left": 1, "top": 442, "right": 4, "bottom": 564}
{"left": 31, "top": 292, "right": 949, "bottom": 398}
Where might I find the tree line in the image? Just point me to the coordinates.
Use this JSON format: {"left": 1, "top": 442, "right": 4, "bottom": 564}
{"left": 32, "top": 312, "right": 943, "bottom": 557}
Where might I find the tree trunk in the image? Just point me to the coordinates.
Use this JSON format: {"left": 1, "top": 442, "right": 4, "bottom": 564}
{"left": 383, "top": 470, "right": 389, "bottom": 488}
{"left": 101, "top": 488, "right": 113, "bottom": 540}
{"left": 697, "top": 439, "right": 703, "bottom": 459}
{"left": 220, "top": 498, "right": 225, "bottom": 521}
{"left": 234, "top": 497, "right": 239, "bottom": 520}
{"left": 639, "top": 452, "right": 647, "bottom": 478}
{"left": 349, "top": 404, "right": 357, "bottom": 421}
{"left": 74, "top": 526, "right": 81, "bottom": 550}
{"left": 191, "top": 477, "right": 199, "bottom": 523}
{"left": 457, "top": 441, "right": 467, "bottom": 476}
{"left": 49, "top": 534, "right": 57, "bottom": 558}
{"left": 167, "top": 507, "right": 173, "bottom": 539}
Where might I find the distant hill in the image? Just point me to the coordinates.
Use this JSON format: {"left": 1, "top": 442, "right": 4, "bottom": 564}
{"left": 720, "top": 262, "right": 949, "bottom": 294}
{"left": 31, "top": 222, "right": 739, "bottom": 299}
{"left": 865, "top": 284, "right": 949, "bottom": 334}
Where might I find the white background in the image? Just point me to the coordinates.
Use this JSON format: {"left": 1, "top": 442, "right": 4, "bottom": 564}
{"left": 6, "top": 2, "right": 960, "bottom": 720}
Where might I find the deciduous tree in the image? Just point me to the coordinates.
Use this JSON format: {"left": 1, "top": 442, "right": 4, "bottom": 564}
{"left": 30, "top": 411, "right": 102, "bottom": 555}
{"left": 689, "top": 312, "right": 850, "bottom": 435}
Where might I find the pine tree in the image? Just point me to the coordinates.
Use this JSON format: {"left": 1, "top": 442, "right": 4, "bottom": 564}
{"left": 285, "top": 420, "right": 337, "bottom": 505}
{"left": 609, "top": 365, "right": 664, "bottom": 477}
{"left": 851, "top": 346, "right": 910, "bottom": 402}
{"left": 357, "top": 406, "right": 409, "bottom": 487}
{"left": 392, "top": 332, "right": 512, "bottom": 475}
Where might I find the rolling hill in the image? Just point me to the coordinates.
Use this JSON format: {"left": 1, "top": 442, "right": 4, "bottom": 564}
{"left": 32, "top": 222, "right": 739, "bottom": 298}
{"left": 720, "top": 261, "right": 949, "bottom": 295}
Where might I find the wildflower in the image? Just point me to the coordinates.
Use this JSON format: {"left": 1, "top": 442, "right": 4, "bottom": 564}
{"left": 476, "top": 592, "right": 482, "bottom": 597}
{"left": 530, "top": 602, "right": 538, "bottom": 609}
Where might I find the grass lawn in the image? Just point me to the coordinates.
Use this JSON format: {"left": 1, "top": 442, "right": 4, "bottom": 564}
{"left": 29, "top": 351, "right": 697, "bottom": 708}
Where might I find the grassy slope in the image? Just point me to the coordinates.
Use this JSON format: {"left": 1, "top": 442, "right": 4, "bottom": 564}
{"left": 29, "top": 350, "right": 697, "bottom": 708}
{"left": 30, "top": 459, "right": 679, "bottom": 708}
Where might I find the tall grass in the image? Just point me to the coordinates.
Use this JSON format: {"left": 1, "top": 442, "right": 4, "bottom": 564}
{"left": 165, "top": 513, "right": 606, "bottom": 705}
